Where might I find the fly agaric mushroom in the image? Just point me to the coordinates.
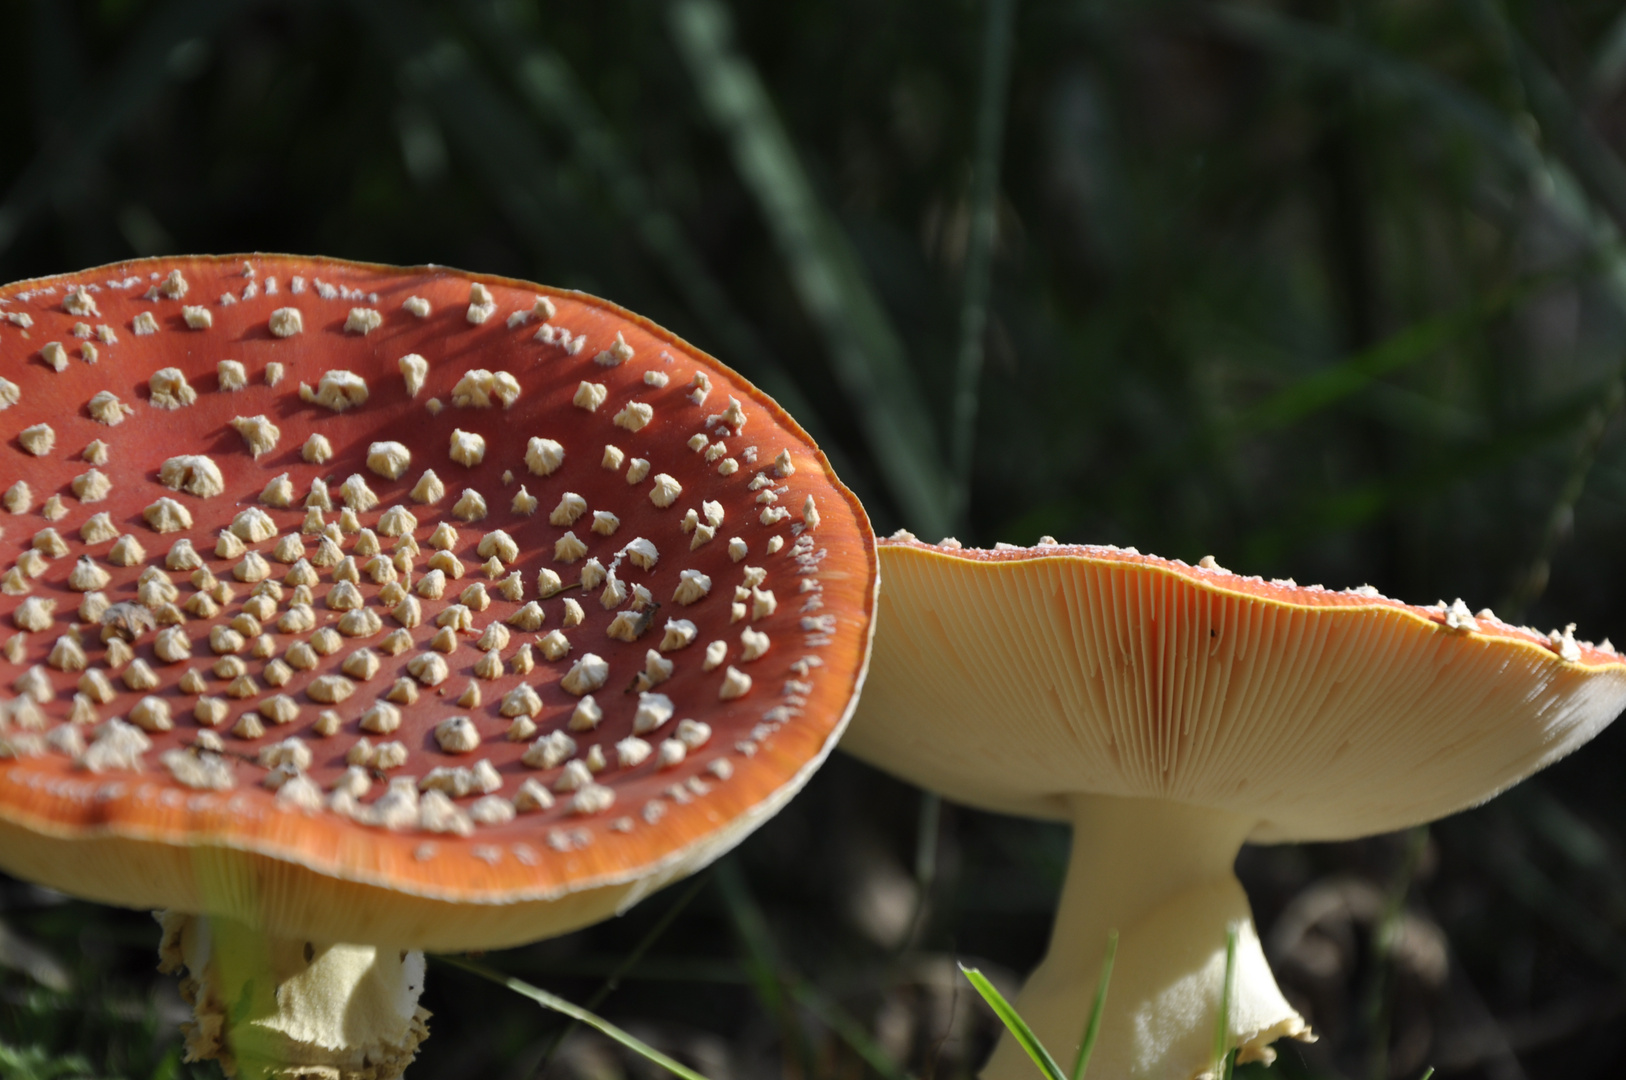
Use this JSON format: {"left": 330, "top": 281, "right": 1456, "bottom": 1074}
{"left": 843, "top": 537, "right": 1626, "bottom": 1080}
{"left": 0, "top": 256, "right": 875, "bottom": 1078}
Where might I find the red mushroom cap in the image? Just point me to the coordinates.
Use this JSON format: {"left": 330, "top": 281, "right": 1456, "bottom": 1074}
{"left": 0, "top": 255, "right": 875, "bottom": 950}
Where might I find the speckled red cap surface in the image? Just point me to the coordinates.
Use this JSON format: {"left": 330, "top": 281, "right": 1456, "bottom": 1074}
{"left": 0, "top": 255, "right": 875, "bottom": 949}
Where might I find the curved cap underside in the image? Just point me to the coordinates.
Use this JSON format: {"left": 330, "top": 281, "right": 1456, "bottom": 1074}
{"left": 841, "top": 542, "right": 1626, "bottom": 843}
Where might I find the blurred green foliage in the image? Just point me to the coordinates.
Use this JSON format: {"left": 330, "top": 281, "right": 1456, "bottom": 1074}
{"left": 7, "top": 0, "right": 1626, "bottom": 1076}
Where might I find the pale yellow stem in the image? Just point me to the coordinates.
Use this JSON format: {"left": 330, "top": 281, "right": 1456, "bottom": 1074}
{"left": 982, "top": 794, "right": 1311, "bottom": 1080}
{"left": 157, "top": 912, "right": 431, "bottom": 1079}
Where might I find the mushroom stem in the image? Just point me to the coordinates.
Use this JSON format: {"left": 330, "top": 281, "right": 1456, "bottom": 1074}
{"left": 982, "top": 794, "right": 1310, "bottom": 1080}
{"left": 157, "top": 911, "right": 431, "bottom": 1079}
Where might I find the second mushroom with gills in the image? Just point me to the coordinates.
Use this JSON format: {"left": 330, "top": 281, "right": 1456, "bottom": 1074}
{"left": 842, "top": 537, "right": 1626, "bottom": 1080}
{"left": 0, "top": 256, "right": 877, "bottom": 1078}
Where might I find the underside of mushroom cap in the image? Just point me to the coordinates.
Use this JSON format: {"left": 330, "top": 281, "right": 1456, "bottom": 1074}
{"left": 0, "top": 255, "right": 875, "bottom": 950}
{"left": 844, "top": 537, "right": 1626, "bottom": 844}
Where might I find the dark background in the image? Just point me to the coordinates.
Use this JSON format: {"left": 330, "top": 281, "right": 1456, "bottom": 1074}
{"left": 4, "top": 0, "right": 1626, "bottom": 1076}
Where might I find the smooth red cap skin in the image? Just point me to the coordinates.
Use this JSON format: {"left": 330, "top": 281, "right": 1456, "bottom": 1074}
{"left": 0, "top": 256, "right": 876, "bottom": 949}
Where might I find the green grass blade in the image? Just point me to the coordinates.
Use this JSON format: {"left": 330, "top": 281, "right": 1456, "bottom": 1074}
{"left": 532, "top": 872, "right": 711, "bottom": 1075}
{"left": 959, "top": 964, "right": 1067, "bottom": 1080}
{"left": 437, "top": 955, "right": 714, "bottom": 1080}
{"left": 1418, "top": 1069, "right": 1435, "bottom": 1080}
{"left": 346, "top": 0, "right": 660, "bottom": 302}
{"left": 715, "top": 860, "right": 812, "bottom": 1076}
{"left": 888, "top": 790, "right": 943, "bottom": 962}
{"left": 666, "top": 0, "right": 956, "bottom": 537}
{"left": 950, "top": 0, "right": 1018, "bottom": 519}
{"left": 1070, "top": 930, "right": 1116, "bottom": 1080}
{"left": 1212, "top": 924, "right": 1238, "bottom": 1075}
{"left": 786, "top": 977, "right": 917, "bottom": 1080}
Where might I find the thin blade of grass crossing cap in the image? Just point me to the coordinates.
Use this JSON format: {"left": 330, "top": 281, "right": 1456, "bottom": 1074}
{"left": 1214, "top": 923, "right": 1240, "bottom": 1079}
{"left": 1071, "top": 930, "right": 1118, "bottom": 1080}
{"left": 959, "top": 963, "right": 1068, "bottom": 1080}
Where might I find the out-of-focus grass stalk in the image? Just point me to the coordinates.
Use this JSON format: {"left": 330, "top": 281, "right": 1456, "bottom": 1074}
{"left": 1363, "top": 827, "right": 1429, "bottom": 1080}
{"left": 1243, "top": 380, "right": 1606, "bottom": 563}
{"left": 1097, "top": 263, "right": 1581, "bottom": 543}
{"left": 1589, "top": 8, "right": 1626, "bottom": 99}
{"left": 950, "top": 0, "right": 1018, "bottom": 526}
{"left": 1501, "top": 368, "right": 1624, "bottom": 618}
{"left": 1454, "top": 3, "right": 1626, "bottom": 619}
{"left": 438, "top": 954, "right": 714, "bottom": 1080}
{"left": 1213, "top": 924, "right": 1238, "bottom": 1079}
{"left": 715, "top": 859, "right": 812, "bottom": 1078}
{"left": 785, "top": 976, "right": 919, "bottom": 1080}
{"left": 1204, "top": 3, "right": 1626, "bottom": 316}
{"left": 666, "top": 0, "right": 956, "bottom": 538}
{"left": 0, "top": 0, "right": 250, "bottom": 257}
{"left": 347, "top": 0, "right": 604, "bottom": 265}
{"left": 1070, "top": 930, "right": 1117, "bottom": 1080}
{"left": 459, "top": 1, "right": 851, "bottom": 474}
{"left": 715, "top": 859, "right": 912, "bottom": 1079}
{"left": 896, "top": 789, "right": 941, "bottom": 958}
{"left": 530, "top": 872, "right": 712, "bottom": 1078}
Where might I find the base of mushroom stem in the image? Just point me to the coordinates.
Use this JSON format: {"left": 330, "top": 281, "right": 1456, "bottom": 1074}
{"left": 156, "top": 911, "right": 431, "bottom": 1080}
{"left": 981, "top": 795, "right": 1313, "bottom": 1080}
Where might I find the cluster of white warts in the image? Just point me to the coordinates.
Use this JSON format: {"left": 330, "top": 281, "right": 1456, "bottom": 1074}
{"left": 0, "top": 266, "right": 839, "bottom": 849}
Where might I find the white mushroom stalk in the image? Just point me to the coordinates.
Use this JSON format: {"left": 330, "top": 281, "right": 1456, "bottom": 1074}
{"left": 982, "top": 796, "right": 1307, "bottom": 1080}
{"left": 157, "top": 913, "right": 429, "bottom": 1080}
